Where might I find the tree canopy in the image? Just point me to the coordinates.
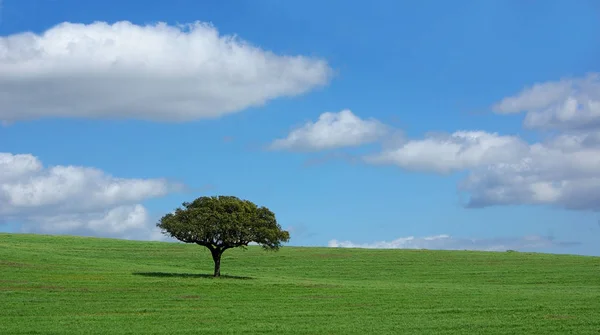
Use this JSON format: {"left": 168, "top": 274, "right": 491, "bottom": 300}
{"left": 157, "top": 195, "right": 290, "bottom": 276}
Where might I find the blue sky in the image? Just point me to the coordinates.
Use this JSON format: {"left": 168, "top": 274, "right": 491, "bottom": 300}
{"left": 1, "top": 0, "right": 599, "bottom": 255}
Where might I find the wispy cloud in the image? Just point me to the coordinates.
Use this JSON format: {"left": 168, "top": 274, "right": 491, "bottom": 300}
{"left": 328, "top": 234, "right": 579, "bottom": 252}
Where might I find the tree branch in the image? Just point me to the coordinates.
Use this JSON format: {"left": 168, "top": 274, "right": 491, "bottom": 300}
{"left": 196, "top": 241, "right": 215, "bottom": 252}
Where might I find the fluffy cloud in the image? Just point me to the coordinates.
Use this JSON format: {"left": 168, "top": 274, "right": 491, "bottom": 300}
{"left": 274, "top": 75, "right": 600, "bottom": 211}
{"left": 269, "top": 109, "right": 389, "bottom": 151}
{"left": 364, "top": 131, "right": 528, "bottom": 173}
{"left": 0, "top": 21, "right": 331, "bottom": 122}
{"left": 0, "top": 152, "right": 179, "bottom": 239}
{"left": 461, "top": 133, "right": 600, "bottom": 209}
{"left": 20, "top": 205, "right": 165, "bottom": 240}
{"left": 364, "top": 129, "right": 600, "bottom": 210}
{"left": 328, "top": 234, "right": 578, "bottom": 251}
{"left": 493, "top": 73, "right": 600, "bottom": 130}
{"left": 461, "top": 74, "right": 600, "bottom": 210}
{"left": 358, "top": 73, "right": 600, "bottom": 211}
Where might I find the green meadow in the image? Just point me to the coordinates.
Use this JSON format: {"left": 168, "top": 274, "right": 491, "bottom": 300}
{"left": 1, "top": 233, "right": 599, "bottom": 334}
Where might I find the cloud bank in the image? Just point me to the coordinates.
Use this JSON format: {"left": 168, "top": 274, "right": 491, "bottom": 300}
{"left": 328, "top": 234, "right": 578, "bottom": 252}
{"left": 0, "top": 21, "right": 331, "bottom": 122}
{"left": 0, "top": 152, "right": 180, "bottom": 239}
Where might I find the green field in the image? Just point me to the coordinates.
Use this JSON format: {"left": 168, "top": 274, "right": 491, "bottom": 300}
{"left": 1, "top": 233, "right": 599, "bottom": 334}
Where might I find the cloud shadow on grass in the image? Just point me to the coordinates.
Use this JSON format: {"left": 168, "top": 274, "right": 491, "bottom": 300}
{"left": 132, "top": 272, "right": 254, "bottom": 280}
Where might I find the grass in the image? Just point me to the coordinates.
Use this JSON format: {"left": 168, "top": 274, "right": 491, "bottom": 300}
{"left": 1, "top": 233, "right": 599, "bottom": 334}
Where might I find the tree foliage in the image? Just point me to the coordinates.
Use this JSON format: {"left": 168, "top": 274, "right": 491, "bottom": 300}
{"left": 157, "top": 196, "right": 290, "bottom": 276}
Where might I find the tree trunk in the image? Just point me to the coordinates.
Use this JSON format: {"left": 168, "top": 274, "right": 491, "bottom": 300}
{"left": 211, "top": 249, "right": 222, "bottom": 277}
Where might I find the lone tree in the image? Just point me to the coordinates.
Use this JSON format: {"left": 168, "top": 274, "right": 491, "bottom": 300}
{"left": 157, "top": 196, "right": 290, "bottom": 277}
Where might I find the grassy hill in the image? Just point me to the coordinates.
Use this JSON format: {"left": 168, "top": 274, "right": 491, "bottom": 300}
{"left": 1, "top": 233, "right": 599, "bottom": 334}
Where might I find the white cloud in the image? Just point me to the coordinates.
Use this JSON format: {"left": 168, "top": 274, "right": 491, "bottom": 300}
{"left": 458, "top": 73, "right": 600, "bottom": 209}
{"left": 328, "top": 234, "right": 578, "bottom": 251}
{"left": 365, "top": 131, "right": 528, "bottom": 173}
{"left": 493, "top": 73, "right": 600, "bottom": 130}
{"left": 359, "top": 73, "right": 600, "bottom": 211}
{"left": 364, "top": 128, "right": 600, "bottom": 210}
{"left": 460, "top": 134, "right": 600, "bottom": 210}
{"left": 20, "top": 205, "right": 161, "bottom": 240}
{"left": 0, "top": 153, "right": 43, "bottom": 182}
{"left": 0, "top": 152, "right": 179, "bottom": 239}
{"left": 0, "top": 21, "right": 331, "bottom": 122}
{"left": 269, "top": 109, "right": 389, "bottom": 151}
